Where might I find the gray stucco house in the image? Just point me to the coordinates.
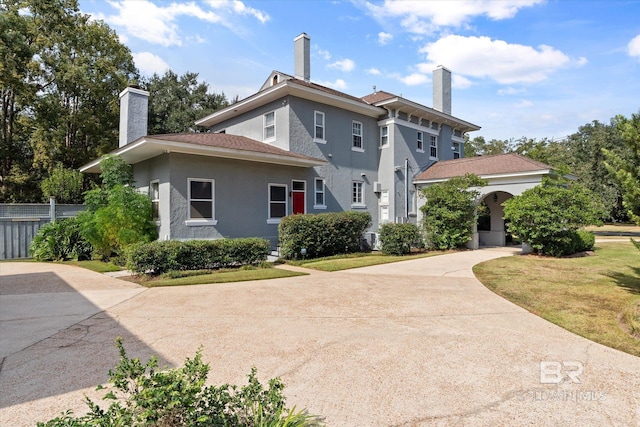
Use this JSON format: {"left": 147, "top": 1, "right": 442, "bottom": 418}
{"left": 81, "top": 33, "right": 482, "bottom": 247}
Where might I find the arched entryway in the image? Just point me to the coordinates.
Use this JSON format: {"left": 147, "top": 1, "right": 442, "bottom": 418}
{"left": 477, "top": 191, "right": 513, "bottom": 247}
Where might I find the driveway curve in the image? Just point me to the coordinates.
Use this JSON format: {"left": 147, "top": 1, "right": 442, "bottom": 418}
{"left": 1, "top": 249, "right": 639, "bottom": 426}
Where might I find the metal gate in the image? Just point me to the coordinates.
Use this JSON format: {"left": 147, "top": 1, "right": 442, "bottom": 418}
{"left": 0, "top": 199, "right": 84, "bottom": 260}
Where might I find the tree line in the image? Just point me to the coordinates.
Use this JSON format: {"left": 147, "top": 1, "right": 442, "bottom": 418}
{"left": 0, "top": 0, "right": 230, "bottom": 204}
{"left": 464, "top": 113, "right": 639, "bottom": 222}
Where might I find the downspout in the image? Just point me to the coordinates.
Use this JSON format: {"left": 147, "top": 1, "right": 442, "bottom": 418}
{"left": 404, "top": 158, "right": 409, "bottom": 222}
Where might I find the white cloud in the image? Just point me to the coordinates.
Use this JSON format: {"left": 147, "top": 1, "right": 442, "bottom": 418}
{"left": 378, "top": 32, "right": 393, "bottom": 45}
{"left": 318, "top": 79, "right": 348, "bottom": 90}
{"left": 133, "top": 52, "right": 170, "bottom": 76}
{"left": 453, "top": 74, "right": 473, "bottom": 89}
{"left": 366, "top": 0, "right": 544, "bottom": 33}
{"left": 317, "top": 48, "right": 332, "bottom": 60}
{"left": 102, "top": 0, "right": 269, "bottom": 46}
{"left": 328, "top": 58, "right": 356, "bottom": 72}
{"left": 419, "top": 35, "right": 576, "bottom": 84}
{"left": 366, "top": 67, "right": 381, "bottom": 75}
{"left": 628, "top": 34, "right": 640, "bottom": 58}
{"left": 498, "top": 87, "right": 527, "bottom": 96}
{"left": 398, "top": 72, "right": 429, "bottom": 86}
{"left": 515, "top": 99, "right": 534, "bottom": 108}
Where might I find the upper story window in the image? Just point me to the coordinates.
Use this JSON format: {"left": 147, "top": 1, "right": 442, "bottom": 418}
{"left": 186, "top": 178, "right": 217, "bottom": 225}
{"left": 417, "top": 131, "right": 424, "bottom": 152}
{"left": 430, "top": 135, "right": 438, "bottom": 159}
{"left": 314, "top": 111, "right": 325, "bottom": 142}
{"left": 264, "top": 111, "right": 275, "bottom": 141}
{"left": 380, "top": 126, "right": 389, "bottom": 148}
{"left": 352, "top": 121, "right": 363, "bottom": 151}
{"left": 453, "top": 142, "right": 461, "bottom": 159}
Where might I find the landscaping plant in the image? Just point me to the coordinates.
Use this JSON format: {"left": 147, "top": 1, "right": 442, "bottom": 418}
{"left": 420, "top": 174, "right": 487, "bottom": 249}
{"left": 29, "top": 217, "right": 92, "bottom": 261}
{"left": 503, "top": 178, "right": 604, "bottom": 256}
{"left": 38, "top": 338, "right": 323, "bottom": 427}
{"left": 378, "top": 222, "right": 421, "bottom": 255}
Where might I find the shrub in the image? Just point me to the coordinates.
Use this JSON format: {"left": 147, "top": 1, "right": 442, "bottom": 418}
{"left": 420, "top": 174, "right": 487, "bottom": 250}
{"left": 127, "top": 238, "right": 270, "bottom": 275}
{"left": 503, "top": 179, "right": 604, "bottom": 257}
{"left": 278, "top": 211, "right": 371, "bottom": 259}
{"left": 38, "top": 338, "right": 322, "bottom": 427}
{"left": 29, "top": 218, "right": 92, "bottom": 261}
{"left": 379, "top": 222, "right": 421, "bottom": 255}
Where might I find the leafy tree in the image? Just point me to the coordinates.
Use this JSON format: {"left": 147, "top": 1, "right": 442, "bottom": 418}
{"left": 464, "top": 135, "right": 512, "bottom": 157}
{"left": 603, "top": 112, "right": 640, "bottom": 225}
{"left": 78, "top": 155, "right": 156, "bottom": 261}
{"left": 143, "top": 70, "right": 229, "bottom": 134}
{"left": 0, "top": 0, "right": 137, "bottom": 202}
{"left": 40, "top": 163, "right": 84, "bottom": 203}
{"left": 420, "top": 174, "right": 487, "bottom": 249}
{"left": 503, "top": 178, "right": 605, "bottom": 257}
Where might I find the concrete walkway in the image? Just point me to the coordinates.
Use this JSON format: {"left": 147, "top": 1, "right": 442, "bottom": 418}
{"left": 1, "top": 250, "right": 639, "bottom": 426}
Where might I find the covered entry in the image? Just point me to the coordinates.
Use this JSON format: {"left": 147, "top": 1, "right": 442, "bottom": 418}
{"left": 414, "top": 153, "right": 557, "bottom": 249}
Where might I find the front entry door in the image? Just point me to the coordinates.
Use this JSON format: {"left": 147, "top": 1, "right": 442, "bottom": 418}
{"left": 292, "top": 180, "right": 306, "bottom": 214}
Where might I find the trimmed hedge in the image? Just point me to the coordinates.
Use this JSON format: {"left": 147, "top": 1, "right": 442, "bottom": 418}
{"left": 126, "top": 238, "right": 270, "bottom": 275}
{"left": 379, "top": 222, "right": 422, "bottom": 255}
{"left": 278, "top": 211, "right": 372, "bottom": 259}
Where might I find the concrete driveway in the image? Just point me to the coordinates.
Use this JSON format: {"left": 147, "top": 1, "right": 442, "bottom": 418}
{"left": 1, "top": 249, "right": 639, "bottom": 426}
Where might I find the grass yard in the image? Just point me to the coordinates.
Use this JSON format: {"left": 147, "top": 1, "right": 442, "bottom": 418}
{"left": 286, "top": 250, "right": 451, "bottom": 272}
{"left": 128, "top": 266, "right": 307, "bottom": 287}
{"left": 474, "top": 241, "right": 640, "bottom": 357}
{"left": 586, "top": 223, "right": 640, "bottom": 234}
{"left": 61, "top": 259, "right": 123, "bottom": 273}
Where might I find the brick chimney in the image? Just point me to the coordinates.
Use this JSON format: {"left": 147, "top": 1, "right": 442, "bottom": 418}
{"left": 433, "top": 65, "right": 451, "bottom": 115}
{"left": 294, "top": 33, "right": 310, "bottom": 82}
{"left": 119, "top": 85, "right": 149, "bottom": 147}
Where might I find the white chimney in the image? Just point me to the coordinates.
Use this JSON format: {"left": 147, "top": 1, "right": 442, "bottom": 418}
{"left": 119, "top": 86, "right": 149, "bottom": 147}
{"left": 294, "top": 33, "right": 310, "bottom": 82}
{"left": 433, "top": 65, "right": 451, "bottom": 115}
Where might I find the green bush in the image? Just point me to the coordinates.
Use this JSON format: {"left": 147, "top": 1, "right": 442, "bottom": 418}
{"left": 379, "top": 223, "right": 421, "bottom": 255}
{"left": 278, "top": 211, "right": 371, "bottom": 259}
{"left": 420, "top": 174, "right": 487, "bottom": 250}
{"left": 38, "top": 338, "right": 322, "bottom": 427}
{"left": 29, "top": 218, "right": 92, "bottom": 261}
{"left": 573, "top": 230, "right": 596, "bottom": 252}
{"left": 503, "top": 179, "right": 604, "bottom": 257}
{"left": 127, "top": 238, "right": 270, "bottom": 275}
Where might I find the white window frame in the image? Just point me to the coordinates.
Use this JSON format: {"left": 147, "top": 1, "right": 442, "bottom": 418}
{"left": 429, "top": 135, "right": 438, "bottom": 159}
{"left": 380, "top": 126, "right": 389, "bottom": 148}
{"left": 351, "top": 181, "right": 365, "bottom": 207}
{"left": 314, "top": 178, "right": 326, "bottom": 209}
{"left": 186, "top": 178, "right": 217, "bottom": 226}
{"left": 417, "top": 131, "right": 424, "bottom": 153}
{"left": 453, "top": 142, "right": 461, "bottom": 159}
{"left": 314, "top": 111, "right": 326, "bottom": 143}
{"left": 380, "top": 205, "right": 390, "bottom": 223}
{"left": 263, "top": 111, "right": 276, "bottom": 142}
{"left": 267, "top": 183, "right": 287, "bottom": 224}
{"left": 149, "top": 180, "right": 160, "bottom": 222}
{"left": 352, "top": 121, "right": 364, "bottom": 152}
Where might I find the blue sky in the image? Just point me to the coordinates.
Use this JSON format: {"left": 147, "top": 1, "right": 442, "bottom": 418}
{"left": 81, "top": 0, "right": 640, "bottom": 142}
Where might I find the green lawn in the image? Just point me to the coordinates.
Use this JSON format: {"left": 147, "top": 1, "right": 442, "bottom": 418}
{"left": 61, "top": 259, "right": 123, "bottom": 273}
{"left": 474, "top": 241, "right": 640, "bottom": 357}
{"left": 130, "top": 267, "right": 307, "bottom": 287}
{"left": 286, "top": 250, "right": 450, "bottom": 272}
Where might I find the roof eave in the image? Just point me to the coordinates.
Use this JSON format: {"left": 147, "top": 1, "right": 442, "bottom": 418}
{"left": 413, "top": 169, "right": 553, "bottom": 185}
{"left": 79, "top": 137, "right": 325, "bottom": 173}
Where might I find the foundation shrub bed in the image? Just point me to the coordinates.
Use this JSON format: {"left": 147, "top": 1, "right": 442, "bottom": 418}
{"left": 278, "top": 211, "right": 371, "bottom": 259}
{"left": 379, "top": 222, "right": 422, "bottom": 255}
{"left": 127, "top": 238, "right": 270, "bottom": 275}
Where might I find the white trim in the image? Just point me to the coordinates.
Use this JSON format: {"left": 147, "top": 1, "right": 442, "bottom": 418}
{"left": 149, "top": 179, "right": 160, "bottom": 222}
{"left": 314, "top": 178, "right": 326, "bottom": 209}
{"left": 379, "top": 125, "right": 389, "bottom": 148}
{"left": 429, "top": 135, "right": 438, "bottom": 160}
{"left": 291, "top": 179, "right": 306, "bottom": 214}
{"left": 378, "top": 117, "right": 440, "bottom": 136}
{"left": 187, "top": 178, "right": 216, "bottom": 223}
{"left": 352, "top": 120, "right": 363, "bottom": 151}
{"left": 417, "top": 131, "right": 424, "bottom": 153}
{"left": 313, "top": 110, "right": 326, "bottom": 143}
{"left": 268, "top": 182, "right": 288, "bottom": 223}
{"left": 263, "top": 110, "right": 276, "bottom": 142}
{"left": 351, "top": 180, "right": 364, "bottom": 207}
{"left": 413, "top": 169, "right": 554, "bottom": 185}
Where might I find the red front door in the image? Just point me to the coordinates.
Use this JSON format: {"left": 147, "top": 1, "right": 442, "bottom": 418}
{"left": 292, "top": 180, "right": 305, "bottom": 214}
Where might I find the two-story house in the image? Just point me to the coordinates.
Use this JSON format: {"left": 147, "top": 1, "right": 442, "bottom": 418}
{"left": 81, "top": 33, "right": 482, "bottom": 247}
